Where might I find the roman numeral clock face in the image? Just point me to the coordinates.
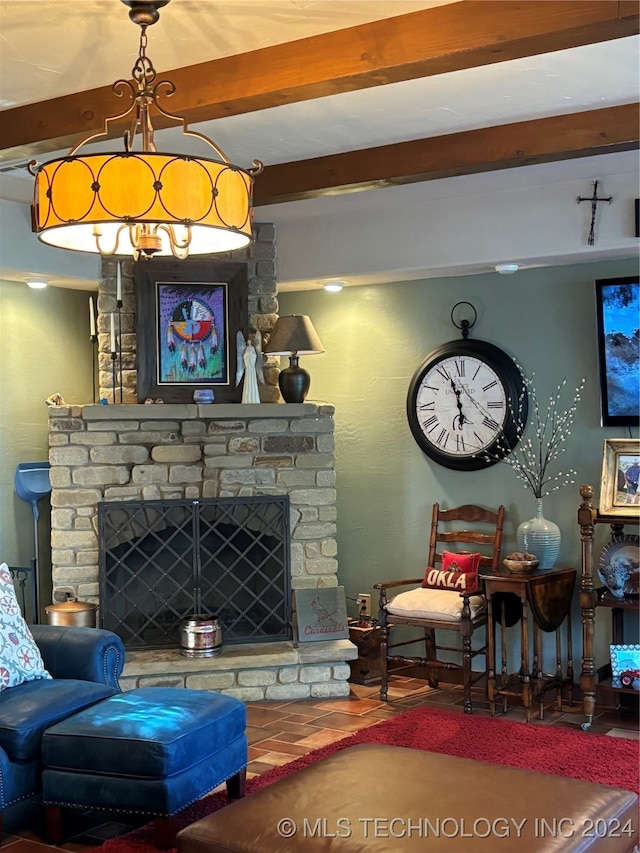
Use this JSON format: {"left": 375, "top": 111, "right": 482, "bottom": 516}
{"left": 406, "top": 340, "right": 527, "bottom": 471}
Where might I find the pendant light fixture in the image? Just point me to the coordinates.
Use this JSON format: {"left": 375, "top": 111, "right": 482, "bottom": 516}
{"left": 29, "top": 0, "right": 263, "bottom": 260}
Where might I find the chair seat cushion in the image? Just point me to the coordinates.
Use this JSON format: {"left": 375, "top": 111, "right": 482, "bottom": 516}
{"left": 386, "top": 587, "right": 486, "bottom": 622}
{"left": 42, "top": 686, "right": 246, "bottom": 777}
{"left": 0, "top": 678, "right": 117, "bottom": 761}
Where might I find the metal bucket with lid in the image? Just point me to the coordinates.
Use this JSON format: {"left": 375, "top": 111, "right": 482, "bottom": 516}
{"left": 45, "top": 596, "right": 97, "bottom": 628}
{"left": 180, "top": 616, "right": 222, "bottom": 658}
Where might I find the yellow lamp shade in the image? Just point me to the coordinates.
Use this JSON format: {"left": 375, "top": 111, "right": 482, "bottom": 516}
{"left": 33, "top": 151, "right": 255, "bottom": 255}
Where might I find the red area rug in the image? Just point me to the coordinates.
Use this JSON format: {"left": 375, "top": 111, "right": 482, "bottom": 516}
{"left": 101, "top": 705, "right": 639, "bottom": 852}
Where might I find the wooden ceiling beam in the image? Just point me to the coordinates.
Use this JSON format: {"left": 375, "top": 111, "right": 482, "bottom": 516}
{"left": 0, "top": 1, "right": 637, "bottom": 163}
{"left": 254, "top": 104, "right": 640, "bottom": 205}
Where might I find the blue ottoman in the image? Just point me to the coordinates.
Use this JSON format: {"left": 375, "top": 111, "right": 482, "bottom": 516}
{"left": 41, "top": 687, "right": 247, "bottom": 848}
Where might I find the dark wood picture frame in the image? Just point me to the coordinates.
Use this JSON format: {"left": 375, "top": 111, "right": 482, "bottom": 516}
{"left": 594, "top": 276, "right": 640, "bottom": 428}
{"left": 136, "top": 259, "right": 248, "bottom": 404}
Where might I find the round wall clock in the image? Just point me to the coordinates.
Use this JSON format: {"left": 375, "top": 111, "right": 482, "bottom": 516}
{"left": 406, "top": 305, "right": 528, "bottom": 471}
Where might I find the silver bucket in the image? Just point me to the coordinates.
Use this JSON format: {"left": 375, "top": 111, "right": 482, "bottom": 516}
{"left": 180, "top": 616, "right": 222, "bottom": 658}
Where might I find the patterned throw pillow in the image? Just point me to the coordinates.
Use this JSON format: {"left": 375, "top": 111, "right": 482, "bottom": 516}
{"left": 422, "top": 566, "right": 479, "bottom": 593}
{"left": 441, "top": 550, "right": 481, "bottom": 574}
{"left": 421, "top": 551, "right": 483, "bottom": 592}
{"left": 0, "top": 563, "right": 51, "bottom": 690}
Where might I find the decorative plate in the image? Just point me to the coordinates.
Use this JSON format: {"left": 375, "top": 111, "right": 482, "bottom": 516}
{"left": 598, "top": 534, "right": 640, "bottom": 598}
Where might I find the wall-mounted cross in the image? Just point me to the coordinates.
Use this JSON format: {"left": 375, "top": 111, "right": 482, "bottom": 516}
{"left": 576, "top": 180, "right": 613, "bottom": 246}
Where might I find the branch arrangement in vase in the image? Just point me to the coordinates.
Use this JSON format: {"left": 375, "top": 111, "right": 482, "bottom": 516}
{"left": 479, "top": 369, "right": 586, "bottom": 498}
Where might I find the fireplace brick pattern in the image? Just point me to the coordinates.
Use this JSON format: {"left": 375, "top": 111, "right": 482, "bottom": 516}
{"left": 48, "top": 402, "right": 355, "bottom": 699}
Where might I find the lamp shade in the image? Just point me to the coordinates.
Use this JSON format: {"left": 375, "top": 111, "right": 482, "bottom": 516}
{"left": 264, "top": 315, "right": 324, "bottom": 356}
{"left": 32, "top": 152, "right": 255, "bottom": 256}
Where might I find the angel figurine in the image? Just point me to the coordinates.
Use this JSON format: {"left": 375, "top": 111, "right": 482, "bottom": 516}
{"left": 236, "top": 330, "right": 264, "bottom": 404}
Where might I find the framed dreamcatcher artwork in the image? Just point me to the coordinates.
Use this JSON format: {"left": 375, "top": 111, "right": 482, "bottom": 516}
{"left": 135, "top": 259, "right": 247, "bottom": 403}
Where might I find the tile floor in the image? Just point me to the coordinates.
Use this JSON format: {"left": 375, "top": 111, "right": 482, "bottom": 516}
{"left": 2, "top": 675, "right": 638, "bottom": 852}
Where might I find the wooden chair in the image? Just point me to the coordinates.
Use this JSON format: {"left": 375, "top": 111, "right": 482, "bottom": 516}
{"left": 374, "top": 503, "right": 505, "bottom": 714}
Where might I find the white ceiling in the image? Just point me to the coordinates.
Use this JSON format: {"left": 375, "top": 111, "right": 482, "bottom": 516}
{"left": 0, "top": 0, "right": 638, "bottom": 290}
{"left": 0, "top": 1, "right": 458, "bottom": 109}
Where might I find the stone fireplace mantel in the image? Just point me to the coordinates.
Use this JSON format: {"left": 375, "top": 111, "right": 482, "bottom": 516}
{"left": 79, "top": 402, "right": 316, "bottom": 421}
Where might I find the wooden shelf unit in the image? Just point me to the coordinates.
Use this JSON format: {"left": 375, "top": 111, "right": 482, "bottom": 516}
{"left": 577, "top": 485, "right": 639, "bottom": 730}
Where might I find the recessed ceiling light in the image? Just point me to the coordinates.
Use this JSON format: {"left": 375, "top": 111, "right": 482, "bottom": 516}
{"left": 323, "top": 280, "right": 345, "bottom": 293}
{"left": 495, "top": 264, "right": 519, "bottom": 275}
{"left": 26, "top": 277, "right": 48, "bottom": 289}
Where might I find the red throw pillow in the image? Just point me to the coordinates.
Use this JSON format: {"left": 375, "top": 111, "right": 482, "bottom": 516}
{"left": 422, "top": 566, "right": 480, "bottom": 593}
{"left": 441, "top": 550, "right": 481, "bottom": 574}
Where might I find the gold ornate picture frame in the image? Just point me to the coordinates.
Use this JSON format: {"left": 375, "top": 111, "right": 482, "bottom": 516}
{"left": 599, "top": 438, "right": 640, "bottom": 517}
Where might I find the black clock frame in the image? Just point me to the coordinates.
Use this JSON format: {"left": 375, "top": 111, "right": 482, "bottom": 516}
{"left": 406, "top": 338, "right": 528, "bottom": 471}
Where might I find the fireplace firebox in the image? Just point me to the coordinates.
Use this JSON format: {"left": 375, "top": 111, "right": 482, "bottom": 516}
{"left": 99, "top": 495, "right": 291, "bottom": 649}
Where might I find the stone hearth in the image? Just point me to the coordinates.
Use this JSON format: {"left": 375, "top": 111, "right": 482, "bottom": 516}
{"left": 120, "top": 641, "right": 355, "bottom": 701}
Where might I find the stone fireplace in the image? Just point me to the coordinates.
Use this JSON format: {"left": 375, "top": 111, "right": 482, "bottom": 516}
{"left": 46, "top": 223, "right": 356, "bottom": 699}
{"left": 48, "top": 403, "right": 355, "bottom": 698}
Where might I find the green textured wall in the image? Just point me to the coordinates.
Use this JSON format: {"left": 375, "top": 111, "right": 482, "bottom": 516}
{"left": 0, "top": 280, "right": 94, "bottom": 614}
{"left": 1, "top": 260, "right": 637, "bottom": 651}
{"left": 279, "top": 258, "right": 639, "bottom": 652}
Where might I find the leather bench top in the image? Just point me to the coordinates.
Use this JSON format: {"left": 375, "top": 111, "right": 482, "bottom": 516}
{"left": 177, "top": 743, "right": 639, "bottom": 853}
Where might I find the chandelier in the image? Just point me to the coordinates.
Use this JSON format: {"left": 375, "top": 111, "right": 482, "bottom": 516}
{"left": 29, "top": 0, "right": 263, "bottom": 259}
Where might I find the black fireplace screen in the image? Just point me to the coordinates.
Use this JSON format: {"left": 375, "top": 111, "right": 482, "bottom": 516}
{"left": 98, "top": 496, "right": 291, "bottom": 649}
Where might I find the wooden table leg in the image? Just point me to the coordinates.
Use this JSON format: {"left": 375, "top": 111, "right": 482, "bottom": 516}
{"left": 554, "top": 626, "right": 563, "bottom": 711}
{"left": 499, "top": 598, "right": 509, "bottom": 713}
{"left": 487, "top": 591, "right": 496, "bottom": 716}
{"left": 533, "top": 622, "right": 544, "bottom": 719}
{"left": 521, "top": 601, "right": 531, "bottom": 723}
{"left": 566, "top": 608, "right": 574, "bottom": 706}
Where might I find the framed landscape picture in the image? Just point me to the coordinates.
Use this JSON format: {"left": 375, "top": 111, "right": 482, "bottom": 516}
{"left": 595, "top": 277, "right": 639, "bottom": 427}
{"left": 136, "top": 259, "right": 247, "bottom": 403}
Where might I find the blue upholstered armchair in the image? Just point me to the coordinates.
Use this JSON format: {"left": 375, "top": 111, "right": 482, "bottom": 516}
{"left": 0, "top": 625, "right": 125, "bottom": 833}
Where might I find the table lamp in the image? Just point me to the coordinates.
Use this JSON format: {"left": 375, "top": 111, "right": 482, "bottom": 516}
{"left": 264, "top": 315, "right": 324, "bottom": 403}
